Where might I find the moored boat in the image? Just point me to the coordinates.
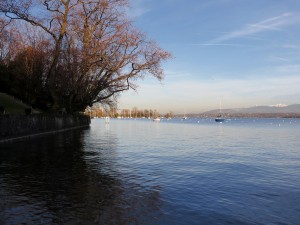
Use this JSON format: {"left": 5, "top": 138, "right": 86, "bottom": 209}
{"left": 215, "top": 99, "right": 225, "bottom": 123}
{"left": 153, "top": 118, "right": 160, "bottom": 122}
{"left": 215, "top": 117, "right": 225, "bottom": 122}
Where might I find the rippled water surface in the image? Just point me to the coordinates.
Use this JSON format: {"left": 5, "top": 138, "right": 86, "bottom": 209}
{"left": 0, "top": 118, "right": 299, "bottom": 224}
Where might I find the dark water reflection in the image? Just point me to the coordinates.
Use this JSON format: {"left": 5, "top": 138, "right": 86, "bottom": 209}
{"left": 0, "top": 129, "right": 161, "bottom": 225}
{"left": 1, "top": 118, "right": 300, "bottom": 225}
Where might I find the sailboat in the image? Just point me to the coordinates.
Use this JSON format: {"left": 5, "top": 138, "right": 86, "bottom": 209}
{"left": 152, "top": 109, "right": 160, "bottom": 122}
{"left": 215, "top": 116, "right": 225, "bottom": 123}
{"left": 182, "top": 109, "right": 187, "bottom": 119}
{"left": 215, "top": 99, "right": 225, "bottom": 122}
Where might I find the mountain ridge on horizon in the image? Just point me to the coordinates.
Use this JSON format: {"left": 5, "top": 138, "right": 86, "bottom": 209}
{"left": 201, "top": 104, "right": 300, "bottom": 114}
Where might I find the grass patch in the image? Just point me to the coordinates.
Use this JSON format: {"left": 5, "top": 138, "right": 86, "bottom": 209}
{"left": 0, "top": 93, "right": 40, "bottom": 114}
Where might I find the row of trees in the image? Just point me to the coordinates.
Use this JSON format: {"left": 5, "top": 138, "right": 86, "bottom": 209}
{"left": 86, "top": 106, "right": 174, "bottom": 118}
{"left": 0, "top": 0, "right": 171, "bottom": 113}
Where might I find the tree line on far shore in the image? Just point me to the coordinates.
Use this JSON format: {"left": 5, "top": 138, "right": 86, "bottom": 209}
{"left": 86, "top": 105, "right": 174, "bottom": 118}
{"left": 0, "top": 0, "right": 171, "bottom": 114}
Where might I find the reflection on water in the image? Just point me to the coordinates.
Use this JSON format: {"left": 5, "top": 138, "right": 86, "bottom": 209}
{"left": 0, "top": 118, "right": 300, "bottom": 225}
{"left": 0, "top": 129, "right": 162, "bottom": 225}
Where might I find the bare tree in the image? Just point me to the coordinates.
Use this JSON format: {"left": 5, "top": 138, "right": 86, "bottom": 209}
{"left": 0, "top": 0, "right": 171, "bottom": 113}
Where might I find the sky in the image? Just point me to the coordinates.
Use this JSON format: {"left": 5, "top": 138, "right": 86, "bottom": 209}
{"left": 118, "top": 0, "right": 300, "bottom": 114}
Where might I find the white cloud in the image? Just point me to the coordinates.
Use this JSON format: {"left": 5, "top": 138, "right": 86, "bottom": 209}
{"left": 191, "top": 43, "right": 247, "bottom": 47}
{"left": 211, "top": 13, "right": 300, "bottom": 43}
{"left": 282, "top": 44, "right": 300, "bottom": 49}
{"left": 127, "top": 0, "right": 151, "bottom": 19}
{"left": 267, "top": 56, "right": 289, "bottom": 62}
{"left": 193, "top": 0, "right": 237, "bottom": 11}
{"left": 163, "top": 70, "right": 193, "bottom": 79}
{"left": 119, "top": 74, "right": 300, "bottom": 113}
{"left": 273, "top": 64, "right": 300, "bottom": 74}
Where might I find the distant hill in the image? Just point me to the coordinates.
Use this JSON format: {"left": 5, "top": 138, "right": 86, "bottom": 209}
{"left": 203, "top": 104, "right": 300, "bottom": 114}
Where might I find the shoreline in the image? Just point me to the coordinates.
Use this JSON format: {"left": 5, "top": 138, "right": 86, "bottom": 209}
{"left": 0, "top": 114, "right": 90, "bottom": 143}
{"left": 182, "top": 113, "right": 300, "bottom": 119}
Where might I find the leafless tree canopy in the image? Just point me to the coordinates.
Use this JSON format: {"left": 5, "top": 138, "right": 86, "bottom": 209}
{"left": 0, "top": 0, "right": 171, "bottom": 113}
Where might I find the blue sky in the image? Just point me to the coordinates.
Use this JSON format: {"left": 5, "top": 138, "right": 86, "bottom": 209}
{"left": 119, "top": 0, "right": 300, "bottom": 113}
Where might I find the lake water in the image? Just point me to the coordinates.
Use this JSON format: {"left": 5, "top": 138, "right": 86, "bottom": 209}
{"left": 0, "top": 118, "right": 299, "bottom": 225}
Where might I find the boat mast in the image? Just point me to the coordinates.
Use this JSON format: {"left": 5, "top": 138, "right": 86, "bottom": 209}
{"left": 218, "top": 98, "right": 223, "bottom": 117}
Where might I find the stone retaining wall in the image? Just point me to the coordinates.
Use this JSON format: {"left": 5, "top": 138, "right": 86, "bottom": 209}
{"left": 0, "top": 114, "right": 90, "bottom": 142}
